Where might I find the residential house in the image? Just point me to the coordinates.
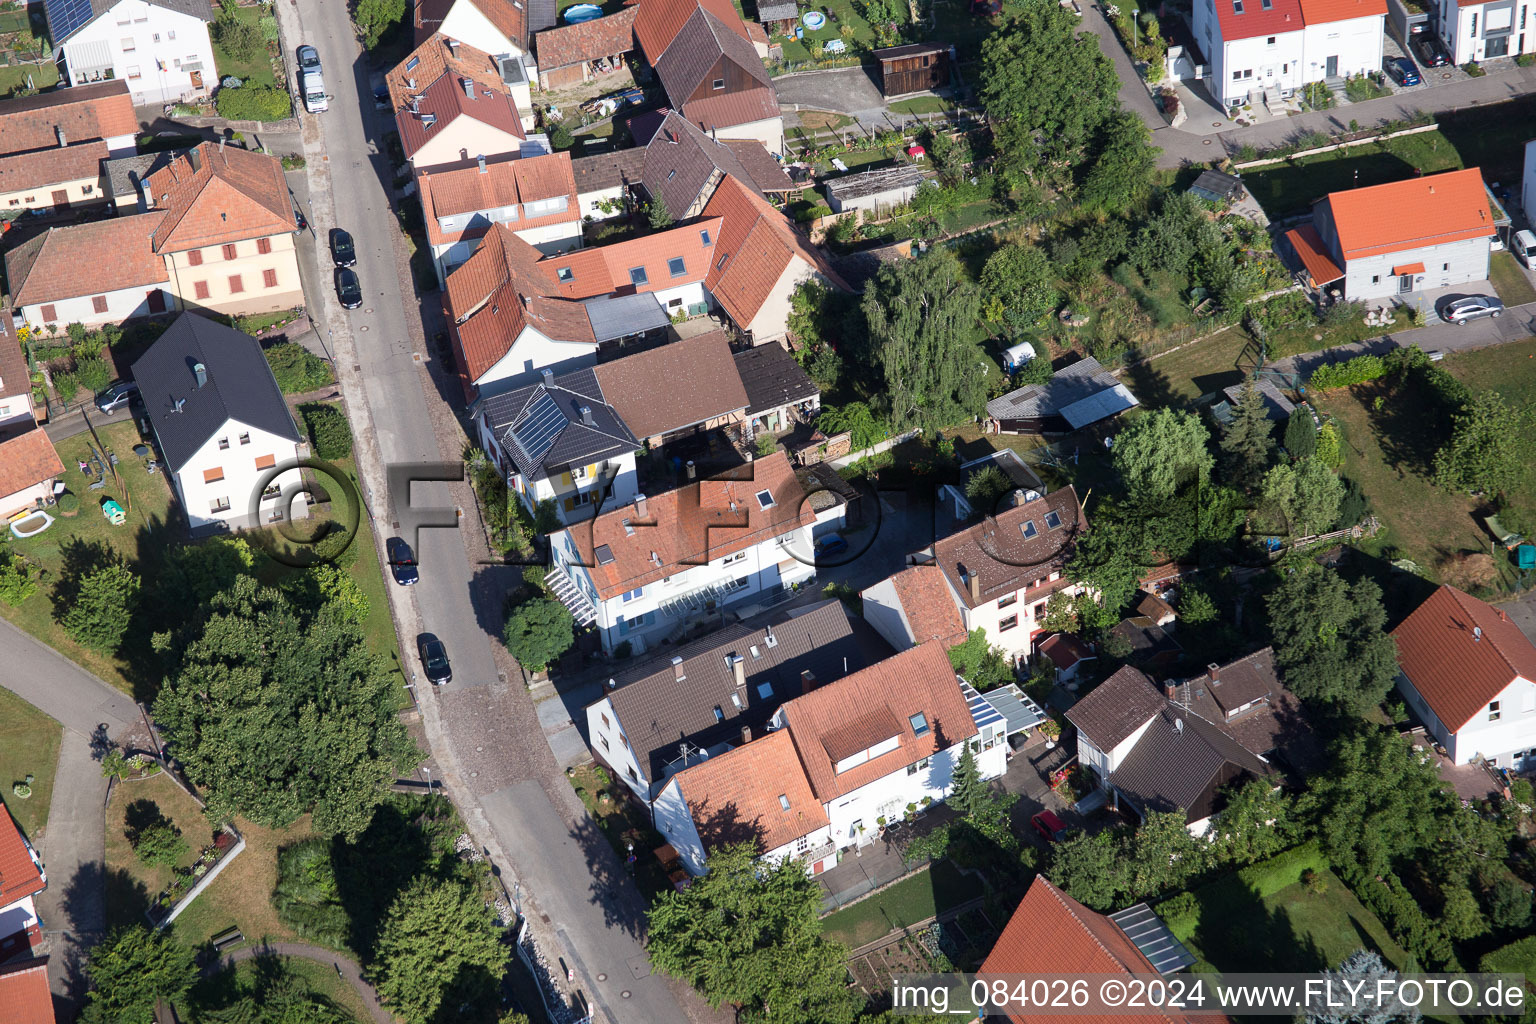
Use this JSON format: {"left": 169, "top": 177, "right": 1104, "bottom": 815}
{"left": 475, "top": 364, "right": 639, "bottom": 525}
{"left": 1036, "top": 631, "right": 1096, "bottom": 682}
{"left": 861, "top": 564, "right": 970, "bottom": 652}
{"left": 641, "top": 110, "right": 795, "bottom": 223}
{"left": 1393, "top": 584, "right": 1536, "bottom": 768}
{"left": 979, "top": 875, "right": 1204, "bottom": 1022}
{"left": 44, "top": 0, "right": 216, "bottom": 105}
{"left": 387, "top": 34, "right": 533, "bottom": 173}
{"left": 545, "top": 449, "right": 820, "bottom": 653}
{"left": 0, "top": 314, "right": 65, "bottom": 518}
{"left": 6, "top": 141, "right": 300, "bottom": 329}
{"left": 1284, "top": 166, "right": 1496, "bottom": 300}
{"left": 0, "top": 957, "right": 55, "bottom": 1024}
{"left": 534, "top": 7, "right": 636, "bottom": 88}
{"left": 633, "top": 0, "right": 784, "bottom": 153}
{"left": 653, "top": 641, "right": 1009, "bottom": 874}
{"left": 131, "top": 313, "right": 306, "bottom": 534}
{"left": 0, "top": 315, "right": 36, "bottom": 432}
{"left": 413, "top": 0, "right": 547, "bottom": 68}
{"left": 871, "top": 42, "right": 952, "bottom": 96}
{"left": 1299, "top": 0, "right": 1387, "bottom": 84}
{"left": 986, "top": 356, "right": 1140, "bottom": 434}
{"left": 1110, "top": 594, "right": 1183, "bottom": 670}
{"left": 1168, "top": 646, "right": 1321, "bottom": 775}
{"left": 590, "top": 330, "right": 749, "bottom": 449}
{"left": 1434, "top": 0, "right": 1534, "bottom": 61}
{"left": 732, "top": 341, "right": 819, "bottom": 439}
{"left": 571, "top": 147, "right": 648, "bottom": 223}
{"left": 938, "top": 448, "right": 1044, "bottom": 522}
{"left": 0, "top": 801, "right": 46, "bottom": 962}
{"left": 418, "top": 151, "right": 582, "bottom": 287}
{"left": 584, "top": 598, "right": 867, "bottom": 803}
{"left": 543, "top": 218, "right": 724, "bottom": 323}
{"left": 824, "top": 164, "right": 924, "bottom": 216}
{"left": 915, "top": 486, "right": 1087, "bottom": 664}
{"left": 1068, "top": 663, "right": 1277, "bottom": 834}
{"left": 0, "top": 80, "right": 137, "bottom": 214}
{"left": 1193, "top": 0, "right": 1306, "bottom": 110}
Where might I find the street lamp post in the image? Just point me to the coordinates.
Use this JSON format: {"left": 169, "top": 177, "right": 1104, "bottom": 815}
{"left": 1131, "top": 9, "right": 1140, "bottom": 47}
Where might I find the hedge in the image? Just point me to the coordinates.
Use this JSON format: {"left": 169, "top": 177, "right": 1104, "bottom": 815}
{"left": 300, "top": 402, "right": 352, "bottom": 460}
{"left": 1156, "top": 843, "right": 1329, "bottom": 937}
{"left": 1344, "top": 866, "right": 1459, "bottom": 970}
{"left": 215, "top": 84, "right": 292, "bottom": 122}
{"left": 1307, "top": 353, "right": 1387, "bottom": 391}
{"left": 265, "top": 343, "right": 334, "bottom": 394}
{"left": 1480, "top": 935, "right": 1536, "bottom": 975}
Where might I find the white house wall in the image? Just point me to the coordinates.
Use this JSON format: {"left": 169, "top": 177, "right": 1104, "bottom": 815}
{"left": 587, "top": 695, "right": 657, "bottom": 799}
{"left": 1438, "top": 0, "right": 1533, "bottom": 61}
{"left": 16, "top": 284, "right": 175, "bottom": 331}
{"left": 1217, "top": 32, "right": 1306, "bottom": 106}
{"left": 1079, "top": 714, "right": 1158, "bottom": 787}
{"left": 1301, "top": 14, "right": 1384, "bottom": 81}
{"left": 578, "top": 184, "right": 628, "bottom": 222}
{"left": 741, "top": 256, "right": 821, "bottom": 342}
{"left": 1341, "top": 234, "right": 1490, "bottom": 300}
{"left": 473, "top": 325, "right": 598, "bottom": 393}
{"left": 170, "top": 417, "right": 306, "bottom": 533}
{"left": 824, "top": 736, "right": 1005, "bottom": 846}
{"left": 1401, "top": 671, "right": 1536, "bottom": 766}
{"left": 439, "top": 2, "right": 524, "bottom": 58}
{"left": 961, "top": 576, "right": 1078, "bottom": 663}
{"left": 65, "top": 0, "right": 216, "bottom": 106}
{"left": 409, "top": 120, "right": 528, "bottom": 173}
{"left": 711, "top": 115, "right": 785, "bottom": 156}
{"left": 859, "top": 577, "right": 916, "bottom": 652}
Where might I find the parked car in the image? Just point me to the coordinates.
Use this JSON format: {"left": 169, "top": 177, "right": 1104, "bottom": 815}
{"left": 301, "top": 68, "right": 327, "bottom": 113}
{"left": 95, "top": 381, "right": 138, "bottom": 414}
{"left": 1440, "top": 294, "right": 1505, "bottom": 325}
{"left": 418, "top": 635, "right": 452, "bottom": 685}
{"left": 1410, "top": 34, "right": 1450, "bottom": 67}
{"left": 329, "top": 227, "right": 356, "bottom": 267}
{"left": 296, "top": 44, "right": 320, "bottom": 71}
{"left": 814, "top": 534, "right": 848, "bottom": 559}
{"left": 1032, "top": 810, "right": 1070, "bottom": 843}
{"left": 386, "top": 537, "right": 419, "bottom": 585}
{"left": 335, "top": 266, "right": 362, "bottom": 309}
{"left": 1383, "top": 55, "right": 1420, "bottom": 86}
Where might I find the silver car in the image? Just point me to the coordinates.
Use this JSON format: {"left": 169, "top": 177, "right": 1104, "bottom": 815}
{"left": 1441, "top": 295, "right": 1504, "bottom": 325}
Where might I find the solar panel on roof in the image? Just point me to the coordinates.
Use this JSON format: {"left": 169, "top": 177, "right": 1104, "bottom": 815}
{"left": 508, "top": 391, "right": 568, "bottom": 468}
{"left": 45, "top": 0, "right": 96, "bottom": 40}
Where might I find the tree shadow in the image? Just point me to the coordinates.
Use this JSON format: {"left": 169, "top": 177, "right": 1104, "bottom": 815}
{"left": 1361, "top": 375, "right": 1452, "bottom": 485}
{"left": 100, "top": 864, "right": 151, "bottom": 935}
{"left": 427, "top": 959, "right": 507, "bottom": 1024}
{"left": 48, "top": 538, "right": 120, "bottom": 623}
{"left": 330, "top": 795, "right": 454, "bottom": 962}
{"left": 122, "top": 798, "right": 168, "bottom": 845}
{"left": 569, "top": 814, "right": 649, "bottom": 942}
{"left": 1122, "top": 355, "right": 1186, "bottom": 411}
{"left": 1189, "top": 873, "right": 1329, "bottom": 972}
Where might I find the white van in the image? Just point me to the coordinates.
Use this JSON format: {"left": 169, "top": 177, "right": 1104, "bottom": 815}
{"left": 1513, "top": 229, "right": 1536, "bottom": 270}
{"left": 301, "top": 69, "right": 327, "bottom": 114}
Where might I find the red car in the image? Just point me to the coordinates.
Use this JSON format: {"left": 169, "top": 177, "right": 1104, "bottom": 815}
{"left": 1032, "top": 810, "right": 1069, "bottom": 843}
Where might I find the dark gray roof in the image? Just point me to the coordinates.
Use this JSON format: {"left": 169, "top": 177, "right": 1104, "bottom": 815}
{"left": 1109, "top": 707, "right": 1273, "bottom": 821}
{"left": 1167, "top": 648, "right": 1322, "bottom": 773}
{"left": 1187, "top": 647, "right": 1278, "bottom": 718}
{"left": 479, "top": 366, "right": 636, "bottom": 479}
{"left": 103, "top": 151, "right": 175, "bottom": 207}
{"left": 528, "top": 0, "right": 557, "bottom": 32}
{"left": 1065, "top": 664, "right": 1165, "bottom": 750}
{"left": 757, "top": 0, "right": 796, "bottom": 18}
{"left": 872, "top": 41, "right": 951, "bottom": 59}
{"left": 45, "top": 0, "right": 212, "bottom": 42}
{"left": 130, "top": 313, "right": 299, "bottom": 473}
{"left": 1214, "top": 379, "right": 1296, "bottom": 424}
{"left": 572, "top": 147, "right": 648, "bottom": 195}
{"left": 583, "top": 292, "right": 672, "bottom": 342}
{"left": 643, "top": 110, "right": 765, "bottom": 221}
{"left": 1189, "top": 169, "right": 1243, "bottom": 202}
{"left": 1110, "top": 617, "right": 1182, "bottom": 660}
{"left": 986, "top": 356, "right": 1122, "bottom": 421}
{"left": 732, "top": 343, "right": 818, "bottom": 416}
{"left": 600, "top": 599, "right": 872, "bottom": 782}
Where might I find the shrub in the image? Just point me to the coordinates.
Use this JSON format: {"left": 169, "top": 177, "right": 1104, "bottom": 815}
{"left": 132, "top": 819, "right": 188, "bottom": 869}
{"left": 73, "top": 354, "right": 112, "bottom": 395}
{"left": 272, "top": 837, "right": 351, "bottom": 947}
{"left": 214, "top": 11, "right": 263, "bottom": 61}
{"left": 301, "top": 402, "right": 353, "bottom": 459}
{"left": 355, "top": 0, "right": 407, "bottom": 47}
{"left": 215, "top": 84, "right": 292, "bottom": 123}
{"left": 0, "top": 559, "right": 35, "bottom": 606}
{"left": 503, "top": 596, "right": 575, "bottom": 672}
{"left": 1307, "top": 353, "right": 1386, "bottom": 391}
{"left": 1235, "top": 841, "right": 1329, "bottom": 899}
{"left": 266, "top": 343, "right": 334, "bottom": 393}
{"left": 62, "top": 563, "right": 139, "bottom": 654}
{"left": 280, "top": 154, "right": 307, "bottom": 170}
{"left": 55, "top": 492, "right": 79, "bottom": 515}
{"left": 1314, "top": 422, "right": 1342, "bottom": 467}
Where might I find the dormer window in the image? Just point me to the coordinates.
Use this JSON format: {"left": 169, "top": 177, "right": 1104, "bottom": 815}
{"left": 909, "top": 712, "right": 929, "bottom": 736}
{"left": 1020, "top": 520, "right": 1038, "bottom": 539}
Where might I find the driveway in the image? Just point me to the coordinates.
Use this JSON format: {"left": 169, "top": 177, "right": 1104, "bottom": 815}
{"left": 1272, "top": 299, "right": 1536, "bottom": 379}
{"left": 773, "top": 66, "right": 887, "bottom": 120}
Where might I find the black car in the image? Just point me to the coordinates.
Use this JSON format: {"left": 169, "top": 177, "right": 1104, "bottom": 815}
{"left": 418, "top": 635, "right": 452, "bottom": 685}
{"left": 329, "top": 227, "right": 356, "bottom": 267}
{"left": 335, "top": 266, "right": 362, "bottom": 309}
{"left": 1384, "top": 55, "right": 1420, "bottom": 85}
{"left": 386, "top": 536, "right": 419, "bottom": 585}
{"left": 296, "top": 44, "right": 320, "bottom": 71}
{"left": 1409, "top": 33, "right": 1449, "bottom": 67}
{"left": 95, "top": 380, "right": 138, "bottom": 414}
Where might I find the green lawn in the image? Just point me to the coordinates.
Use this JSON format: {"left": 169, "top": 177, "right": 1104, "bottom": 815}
{"left": 186, "top": 956, "right": 365, "bottom": 1023}
{"left": 1244, "top": 129, "right": 1464, "bottom": 218}
{"left": 168, "top": 814, "right": 316, "bottom": 949}
{"left": 889, "top": 96, "right": 955, "bottom": 115}
{"left": 820, "top": 860, "right": 973, "bottom": 948}
{"left": 1489, "top": 250, "right": 1536, "bottom": 306}
{"left": 1126, "top": 327, "right": 1252, "bottom": 406}
{"left": 104, "top": 771, "right": 217, "bottom": 932}
{"left": 211, "top": 6, "right": 278, "bottom": 91}
{"left": 0, "top": 60, "right": 58, "bottom": 98}
{"left": 0, "top": 690, "right": 62, "bottom": 841}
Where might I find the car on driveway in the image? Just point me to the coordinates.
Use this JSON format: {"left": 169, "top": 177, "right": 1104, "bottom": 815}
{"left": 386, "top": 536, "right": 419, "bottom": 585}
{"left": 95, "top": 381, "right": 138, "bottom": 414}
{"left": 1384, "top": 55, "right": 1420, "bottom": 85}
{"left": 1032, "top": 810, "right": 1070, "bottom": 843}
{"left": 1410, "top": 33, "right": 1450, "bottom": 67}
{"left": 418, "top": 634, "right": 452, "bottom": 685}
{"left": 329, "top": 228, "right": 356, "bottom": 267}
{"left": 814, "top": 534, "right": 848, "bottom": 559}
{"left": 1440, "top": 294, "right": 1504, "bottom": 325}
{"left": 335, "top": 266, "right": 362, "bottom": 309}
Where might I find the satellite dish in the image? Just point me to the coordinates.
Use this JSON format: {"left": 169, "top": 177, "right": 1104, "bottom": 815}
{"left": 1474, "top": 626, "right": 1484, "bottom": 642}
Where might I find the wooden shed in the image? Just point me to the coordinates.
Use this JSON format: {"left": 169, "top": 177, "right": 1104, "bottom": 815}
{"left": 871, "top": 42, "right": 952, "bottom": 97}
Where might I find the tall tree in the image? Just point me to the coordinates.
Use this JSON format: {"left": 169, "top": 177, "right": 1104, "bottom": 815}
{"left": 503, "top": 596, "right": 575, "bottom": 673}
{"left": 1434, "top": 390, "right": 1531, "bottom": 498}
{"left": 1220, "top": 380, "right": 1275, "bottom": 489}
{"left": 62, "top": 562, "right": 139, "bottom": 655}
{"left": 1048, "top": 830, "right": 1126, "bottom": 911}
{"left": 1065, "top": 513, "right": 1146, "bottom": 626}
{"left": 1078, "top": 111, "right": 1156, "bottom": 214}
{"left": 1260, "top": 457, "right": 1344, "bottom": 537}
{"left": 648, "top": 844, "right": 860, "bottom": 1024}
{"left": 862, "top": 249, "right": 986, "bottom": 431}
{"left": 153, "top": 576, "right": 419, "bottom": 839}
{"left": 948, "top": 746, "right": 991, "bottom": 819}
{"left": 80, "top": 927, "right": 197, "bottom": 1024}
{"left": 1124, "top": 811, "right": 1207, "bottom": 899}
{"left": 369, "top": 876, "right": 508, "bottom": 1024}
{"left": 1283, "top": 409, "right": 1318, "bottom": 460}
{"left": 980, "top": 244, "right": 1058, "bottom": 327}
{"left": 1112, "top": 408, "right": 1214, "bottom": 502}
{"left": 1266, "top": 567, "right": 1398, "bottom": 715}
{"left": 1210, "top": 778, "right": 1296, "bottom": 865}
{"left": 1305, "top": 950, "right": 1422, "bottom": 1024}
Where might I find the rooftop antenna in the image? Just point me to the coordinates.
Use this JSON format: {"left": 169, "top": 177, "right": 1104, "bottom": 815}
{"left": 1174, "top": 718, "right": 1184, "bottom": 736}
{"left": 171, "top": 398, "right": 186, "bottom": 414}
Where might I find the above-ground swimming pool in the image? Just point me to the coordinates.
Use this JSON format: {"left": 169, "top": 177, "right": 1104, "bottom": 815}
{"left": 565, "top": 4, "right": 602, "bottom": 22}
{"left": 802, "top": 10, "right": 826, "bottom": 29}
{"left": 9, "top": 510, "right": 52, "bottom": 539}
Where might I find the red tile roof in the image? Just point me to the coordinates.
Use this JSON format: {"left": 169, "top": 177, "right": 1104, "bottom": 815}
{"left": 536, "top": 6, "right": 637, "bottom": 69}
{"left": 0, "top": 81, "right": 137, "bottom": 156}
{"left": 0, "top": 429, "right": 64, "bottom": 505}
{"left": 144, "top": 142, "right": 296, "bottom": 252}
{"left": 981, "top": 877, "right": 1222, "bottom": 1024}
{"left": 590, "top": 330, "right": 749, "bottom": 438}
{"left": 653, "top": 6, "right": 778, "bottom": 132}
{"left": 1393, "top": 585, "right": 1536, "bottom": 732}
{"left": 0, "top": 803, "right": 44, "bottom": 908}
{"left": 413, "top": 0, "right": 529, "bottom": 50}
{"left": 564, "top": 449, "right": 813, "bottom": 600}
{"left": 884, "top": 565, "right": 967, "bottom": 647}
{"left": 1209, "top": 0, "right": 1303, "bottom": 40}
{"left": 680, "top": 85, "right": 782, "bottom": 134}
{"left": 1322, "top": 167, "right": 1495, "bottom": 259}
{"left": 0, "top": 957, "right": 54, "bottom": 1024}
{"left": 1038, "top": 631, "right": 1093, "bottom": 671}
{"left": 671, "top": 728, "right": 828, "bottom": 854}
{"left": 634, "top": 0, "right": 751, "bottom": 63}
{"left": 542, "top": 217, "right": 721, "bottom": 298}
{"left": 0, "top": 140, "right": 107, "bottom": 195}
{"left": 1298, "top": 0, "right": 1386, "bottom": 22}
{"left": 778, "top": 641, "right": 976, "bottom": 801}
{"left": 388, "top": 35, "right": 527, "bottom": 162}
{"left": 1285, "top": 224, "right": 1344, "bottom": 286}
{"left": 6, "top": 213, "right": 169, "bottom": 306}
{"left": 419, "top": 152, "right": 580, "bottom": 247}
{"left": 931, "top": 487, "right": 1085, "bottom": 609}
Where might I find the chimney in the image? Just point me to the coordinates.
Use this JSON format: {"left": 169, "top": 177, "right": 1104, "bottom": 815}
{"left": 54, "top": 125, "right": 65, "bottom": 147}
{"left": 193, "top": 362, "right": 207, "bottom": 389}
{"left": 219, "top": 136, "right": 227, "bottom": 157}
{"left": 188, "top": 146, "right": 202, "bottom": 174}
{"left": 966, "top": 571, "right": 980, "bottom": 603}
{"left": 686, "top": 460, "right": 696, "bottom": 480}
{"left": 540, "top": 367, "right": 554, "bottom": 387}
{"left": 1164, "top": 682, "right": 1176, "bottom": 699}
{"left": 580, "top": 405, "right": 594, "bottom": 426}
{"left": 461, "top": 77, "right": 475, "bottom": 98}
{"left": 739, "top": 724, "right": 751, "bottom": 745}
{"left": 800, "top": 670, "right": 816, "bottom": 695}
{"left": 731, "top": 655, "right": 745, "bottom": 690}
{"left": 446, "top": 38, "right": 460, "bottom": 56}
{"left": 671, "top": 655, "right": 685, "bottom": 681}
{"left": 477, "top": 154, "right": 487, "bottom": 174}
{"left": 635, "top": 494, "right": 647, "bottom": 518}
{"left": 1207, "top": 662, "right": 1220, "bottom": 682}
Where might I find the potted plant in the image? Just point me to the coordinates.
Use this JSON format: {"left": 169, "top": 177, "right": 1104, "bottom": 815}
{"left": 1041, "top": 720, "right": 1062, "bottom": 749}
{"left": 876, "top": 815, "right": 888, "bottom": 832}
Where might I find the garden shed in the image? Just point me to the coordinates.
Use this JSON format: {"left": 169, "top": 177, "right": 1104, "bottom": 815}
{"left": 871, "top": 42, "right": 952, "bottom": 96}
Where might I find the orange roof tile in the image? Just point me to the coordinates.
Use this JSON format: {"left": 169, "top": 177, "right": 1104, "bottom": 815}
{"left": 671, "top": 729, "right": 828, "bottom": 855}
{"left": 634, "top": 0, "right": 751, "bottom": 63}
{"left": 0, "top": 958, "right": 54, "bottom": 1024}
{"left": 1323, "top": 168, "right": 1495, "bottom": 259}
{"left": 1210, "top": 0, "right": 1303, "bottom": 40}
{"left": 679, "top": 85, "right": 782, "bottom": 134}
{"left": 0, "top": 81, "right": 136, "bottom": 157}
{"left": 419, "top": 152, "right": 580, "bottom": 247}
{"left": 6, "top": 214, "right": 169, "bottom": 307}
{"left": 0, "top": 803, "right": 44, "bottom": 908}
{"left": 542, "top": 217, "right": 721, "bottom": 298}
{"left": 144, "top": 143, "right": 296, "bottom": 252}
{"left": 1298, "top": 0, "right": 1386, "bottom": 22}
{"left": 1393, "top": 585, "right": 1536, "bottom": 732}
{"left": 1285, "top": 224, "right": 1345, "bottom": 286}
{"left": 388, "top": 35, "right": 526, "bottom": 162}
{"left": 884, "top": 565, "right": 967, "bottom": 647}
{"left": 778, "top": 642, "right": 976, "bottom": 801}
{"left": 566, "top": 449, "right": 812, "bottom": 599}
{"left": 536, "top": 6, "right": 637, "bottom": 69}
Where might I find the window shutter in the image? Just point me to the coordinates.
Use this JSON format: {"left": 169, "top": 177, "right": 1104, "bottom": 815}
{"left": 228, "top": 275, "right": 243, "bottom": 293}
{"left": 188, "top": 249, "right": 203, "bottom": 266}
{"left": 222, "top": 243, "right": 237, "bottom": 260}
{"left": 254, "top": 454, "right": 276, "bottom": 470}
{"left": 203, "top": 467, "right": 224, "bottom": 483}
{"left": 263, "top": 268, "right": 278, "bottom": 288}
{"left": 92, "top": 295, "right": 108, "bottom": 313}
{"left": 257, "top": 237, "right": 272, "bottom": 255}
{"left": 40, "top": 305, "right": 56, "bottom": 323}
{"left": 194, "top": 281, "right": 209, "bottom": 300}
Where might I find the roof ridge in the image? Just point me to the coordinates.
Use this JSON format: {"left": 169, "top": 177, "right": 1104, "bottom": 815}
{"left": 1039, "top": 877, "right": 1134, "bottom": 968}
{"left": 1448, "top": 585, "right": 1522, "bottom": 682}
